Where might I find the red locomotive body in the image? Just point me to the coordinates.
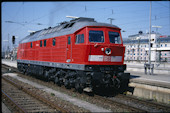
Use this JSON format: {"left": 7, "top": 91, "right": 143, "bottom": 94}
{"left": 17, "top": 17, "right": 130, "bottom": 93}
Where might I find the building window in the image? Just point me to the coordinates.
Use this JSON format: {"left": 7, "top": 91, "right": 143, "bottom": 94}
{"left": 165, "top": 53, "right": 167, "bottom": 56}
{"left": 53, "top": 38, "right": 56, "bottom": 46}
{"left": 44, "top": 40, "right": 46, "bottom": 47}
{"left": 40, "top": 40, "right": 42, "bottom": 47}
{"left": 128, "top": 50, "right": 130, "bottom": 54}
{"left": 161, "top": 44, "right": 163, "bottom": 47}
{"left": 146, "top": 51, "right": 148, "bottom": 55}
{"left": 165, "top": 44, "right": 167, "bottom": 47}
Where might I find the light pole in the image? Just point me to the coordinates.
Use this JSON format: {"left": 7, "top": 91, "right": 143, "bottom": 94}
{"left": 108, "top": 18, "right": 115, "bottom": 24}
{"left": 144, "top": 1, "right": 154, "bottom": 75}
{"left": 148, "top": 1, "right": 152, "bottom": 67}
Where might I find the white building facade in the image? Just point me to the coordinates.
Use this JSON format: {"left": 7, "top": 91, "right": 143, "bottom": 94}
{"left": 123, "top": 32, "right": 170, "bottom": 63}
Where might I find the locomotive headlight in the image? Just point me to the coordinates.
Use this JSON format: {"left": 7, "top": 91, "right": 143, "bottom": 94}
{"left": 105, "top": 48, "right": 111, "bottom": 55}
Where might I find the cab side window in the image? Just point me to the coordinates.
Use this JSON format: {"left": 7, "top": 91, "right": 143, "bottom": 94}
{"left": 75, "top": 34, "right": 84, "bottom": 44}
{"left": 108, "top": 31, "right": 121, "bottom": 44}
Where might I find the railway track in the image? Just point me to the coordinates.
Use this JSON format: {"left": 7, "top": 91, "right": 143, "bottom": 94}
{"left": 92, "top": 94, "right": 146, "bottom": 112}
{"left": 2, "top": 76, "right": 67, "bottom": 112}
{"left": 2, "top": 64, "right": 170, "bottom": 112}
{"left": 109, "top": 94, "right": 170, "bottom": 112}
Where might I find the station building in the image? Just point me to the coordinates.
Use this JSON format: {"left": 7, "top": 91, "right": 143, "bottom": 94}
{"left": 123, "top": 32, "right": 170, "bottom": 63}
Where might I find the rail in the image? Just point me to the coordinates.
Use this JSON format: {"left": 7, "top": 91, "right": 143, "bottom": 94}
{"left": 2, "top": 90, "right": 27, "bottom": 113}
{"left": 2, "top": 76, "right": 68, "bottom": 112}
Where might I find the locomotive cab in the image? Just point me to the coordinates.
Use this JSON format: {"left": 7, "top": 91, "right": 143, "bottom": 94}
{"left": 76, "top": 26, "right": 127, "bottom": 72}
{"left": 73, "top": 25, "right": 129, "bottom": 92}
{"left": 88, "top": 27, "right": 125, "bottom": 64}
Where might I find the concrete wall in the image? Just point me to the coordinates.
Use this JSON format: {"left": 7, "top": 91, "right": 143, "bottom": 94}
{"left": 127, "top": 82, "right": 170, "bottom": 104}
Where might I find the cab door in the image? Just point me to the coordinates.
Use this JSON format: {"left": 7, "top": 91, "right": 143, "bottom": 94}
{"left": 66, "top": 36, "right": 72, "bottom": 63}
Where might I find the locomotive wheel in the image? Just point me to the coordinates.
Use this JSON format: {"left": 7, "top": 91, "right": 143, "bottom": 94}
{"left": 55, "top": 77, "right": 61, "bottom": 86}
{"left": 64, "top": 78, "right": 70, "bottom": 89}
{"left": 22, "top": 67, "right": 26, "bottom": 74}
{"left": 24, "top": 68, "right": 29, "bottom": 75}
{"left": 75, "top": 78, "right": 83, "bottom": 93}
{"left": 44, "top": 71, "right": 49, "bottom": 82}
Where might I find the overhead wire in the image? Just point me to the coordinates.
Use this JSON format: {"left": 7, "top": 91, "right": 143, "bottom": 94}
{"left": 3, "top": 2, "right": 170, "bottom": 42}
{"left": 4, "top": 2, "right": 74, "bottom": 39}
{"left": 153, "top": 1, "right": 169, "bottom": 9}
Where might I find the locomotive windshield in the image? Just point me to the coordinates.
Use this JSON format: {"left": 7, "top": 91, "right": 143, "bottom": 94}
{"left": 89, "top": 30, "right": 104, "bottom": 43}
{"left": 108, "top": 31, "right": 122, "bottom": 44}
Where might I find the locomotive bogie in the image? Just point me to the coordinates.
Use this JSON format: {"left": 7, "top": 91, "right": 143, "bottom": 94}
{"left": 17, "top": 62, "right": 129, "bottom": 93}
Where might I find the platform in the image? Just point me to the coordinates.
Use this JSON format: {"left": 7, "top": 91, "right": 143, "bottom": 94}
{"left": 125, "top": 61, "right": 170, "bottom": 75}
{"left": 124, "top": 61, "right": 170, "bottom": 104}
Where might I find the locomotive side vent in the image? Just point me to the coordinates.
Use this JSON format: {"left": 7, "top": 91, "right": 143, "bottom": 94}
{"left": 63, "top": 22, "right": 75, "bottom": 29}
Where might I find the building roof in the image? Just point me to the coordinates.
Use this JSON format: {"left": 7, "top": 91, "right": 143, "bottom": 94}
{"left": 19, "top": 17, "right": 120, "bottom": 43}
{"left": 128, "top": 31, "right": 161, "bottom": 40}
{"left": 157, "top": 37, "right": 170, "bottom": 43}
{"left": 123, "top": 38, "right": 149, "bottom": 44}
{"left": 123, "top": 36, "right": 170, "bottom": 44}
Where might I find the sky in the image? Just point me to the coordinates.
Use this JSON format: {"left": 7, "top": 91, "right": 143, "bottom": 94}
{"left": 1, "top": 1, "right": 170, "bottom": 52}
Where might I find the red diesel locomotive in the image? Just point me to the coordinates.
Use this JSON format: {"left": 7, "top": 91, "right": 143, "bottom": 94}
{"left": 17, "top": 17, "right": 130, "bottom": 93}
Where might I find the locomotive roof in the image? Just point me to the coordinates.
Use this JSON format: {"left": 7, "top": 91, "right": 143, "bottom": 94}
{"left": 20, "top": 17, "right": 120, "bottom": 43}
